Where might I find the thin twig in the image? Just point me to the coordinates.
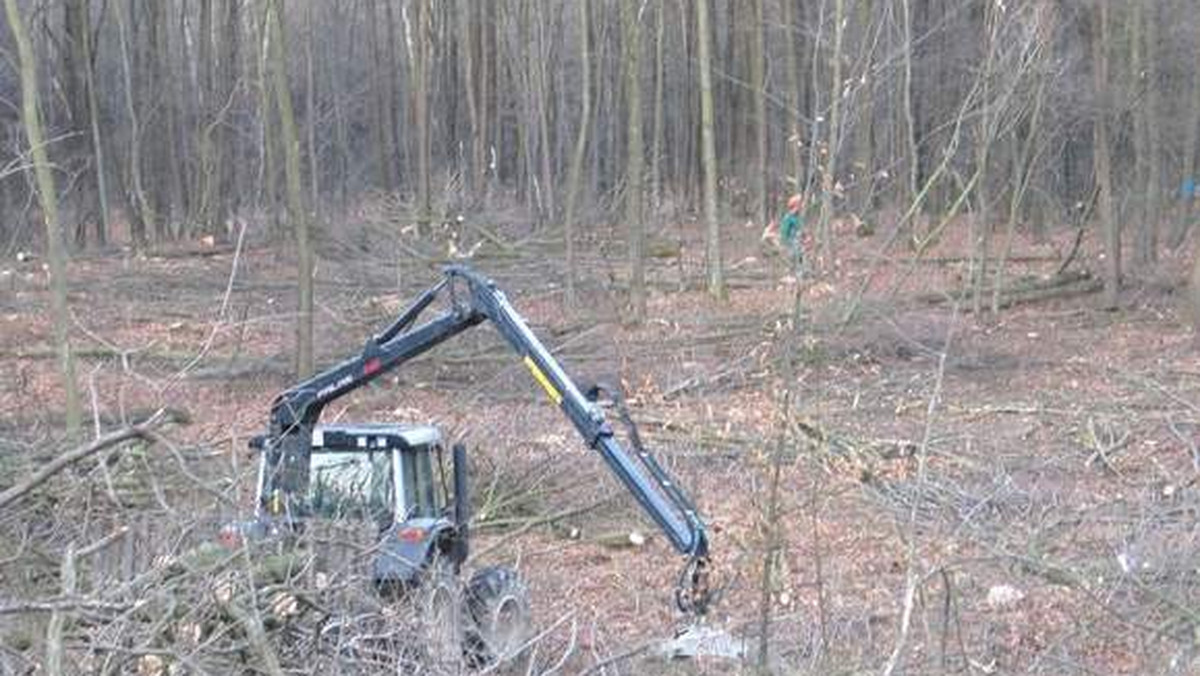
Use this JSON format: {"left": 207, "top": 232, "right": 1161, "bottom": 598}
{"left": 167, "top": 217, "right": 248, "bottom": 386}
{"left": 578, "top": 638, "right": 655, "bottom": 676}
{"left": 882, "top": 305, "right": 957, "bottom": 676}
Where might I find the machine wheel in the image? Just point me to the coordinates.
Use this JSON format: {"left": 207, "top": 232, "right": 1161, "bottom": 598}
{"left": 422, "top": 567, "right": 465, "bottom": 670}
{"left": 464, "top": 566, "right": 532, "bottom": 668}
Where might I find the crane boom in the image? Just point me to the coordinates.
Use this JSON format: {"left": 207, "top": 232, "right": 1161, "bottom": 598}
{"left": 263, "top": 265, "right": 712, "bottom": 613}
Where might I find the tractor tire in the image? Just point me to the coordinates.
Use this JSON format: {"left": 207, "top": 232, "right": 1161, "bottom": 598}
{"left": 464, "top": 566, "right": 532, "bottom": 668}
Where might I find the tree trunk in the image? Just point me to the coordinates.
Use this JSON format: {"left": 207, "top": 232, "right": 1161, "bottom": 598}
{"left": 306, "top": 1, "right": 320, "bottom": 219}
{"left": 679, "top": 2, "right": 698, "bottom": 202}
{"left": 116, "top": 0, "right": 152, "bottom": 247}
{"left": 332, "top": 4, "right": 352, "bottom": 213}
{"left": 621, "top": 0, "right": 645, "bottom": 323}
{"left": 268, "top": 0, "right": 314, "bottom": 378}
{"left": 697, "top": 0, "right": 724, "bottom": 298}
{"left": 782, "top": 0, "right": 803, "bottom": 193}
{"left": 5, "top": 0, "right": 81, "bottom": 436}
{"left": 415, "top": 0, "right": 432, "bottom": 230}
{"left": 720, "top": 1, "right": 737, "bottom": 185}
{"left": 0, "top": 179, "right": 7, "bottom": 248}
{"left": 900, "top": 0, "right": 920, "bottom": 208}
{"left": 533, "top": 0, "right": 555, "bottom": 223}
{"left": 218, "top": 0, "right": 241, "bottom": 230}
{"left": 563, "top": 0, "right": 591, "bottom": 308}
{"left": 368, "top": 0, "right": 398, "bottom": 192}
{"left": 1179, "top": 25, "right": 1200, "bottom": 249}
{"left": 853, "top": 0, "right": 875, "bottom": 215}
{"left": 256, "top": 2, "right": 279, "bottom": 222}
{"left": 82, "top": 2, "right": 110, "bottom": 248}
{"left": 383, "top": 2, "right": 403, "bottom": 188}
{"left": 481, "top": 1, "right": 495, "bottom": 202}
{"left": 1092, "top": 3, "right": 1120, "bottom": 309}
{"left": 971, "top": 2, "right": 997, "bottom": 315}
{"left": 163, "top": 0, "right": 188, "bottom": 237}
{"left": 651, "top": 0, "right": 665, "bottom": 209}
{"left": 1131, "top": 5, "right": 1149, "bottom": 266}
{"left": 818, "top": 0, "right": 845, "bottom": 267}
{"left": 995, "top": 1, "right": 1053, "bottom": 312}
{"left": 459, "top": 0, "right": 482, "bottom": 198}
{"left": 751, "top": 0, "right": 767, "bottom": 225}
{"left": 172, "top": 4, "right": 196, "bottom": 234}
{"left": 995, "top": 78, "right": 1048, "bottom": 314}
{"left": 1141, "top": 3, "right": 1161, "bottom": 265}
{"left": 196, "top": 0, "right": 217, "bottom": 238}
{"left": 63, "top": 0, "right": 99, "bottom": 248}
{"left": 804, "top": 0, "right": 824, "bottom": 197}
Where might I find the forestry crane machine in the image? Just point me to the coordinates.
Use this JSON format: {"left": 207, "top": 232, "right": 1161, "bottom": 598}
{"left": 238, "top": 265, "right": 714, "bottom": 663}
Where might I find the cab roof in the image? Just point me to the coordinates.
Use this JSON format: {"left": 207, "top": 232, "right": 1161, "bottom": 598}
{"left": 311, "top": 423, "right": 441, "bottom": 451}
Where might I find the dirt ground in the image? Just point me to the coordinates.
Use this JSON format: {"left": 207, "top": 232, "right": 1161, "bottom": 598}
{"left": 4, "top": 212, "right": 1200, "bottom": 674}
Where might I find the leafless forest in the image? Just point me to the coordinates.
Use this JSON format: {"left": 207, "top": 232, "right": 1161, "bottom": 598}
{"left": 4, "top": 0, "right": 1200, "bottom": 674}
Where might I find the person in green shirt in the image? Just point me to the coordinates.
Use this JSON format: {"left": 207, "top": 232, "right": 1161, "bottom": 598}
{"left": 779, "top": 193, "right": 807, "bottom": 266}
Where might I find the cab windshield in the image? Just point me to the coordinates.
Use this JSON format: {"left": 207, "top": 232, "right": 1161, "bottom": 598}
{"left": 307, "top": 450, "right": 394, "bottom": 523}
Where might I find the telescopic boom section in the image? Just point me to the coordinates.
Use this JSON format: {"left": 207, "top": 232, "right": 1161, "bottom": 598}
{"left": 446, "top": 266, "right": 709, "bottom": 560}
{"left": 268, "top": 299, "right": 483, "bottom": 431}
{"left": 265, "top": 265, "right": 711, "bottom": 608}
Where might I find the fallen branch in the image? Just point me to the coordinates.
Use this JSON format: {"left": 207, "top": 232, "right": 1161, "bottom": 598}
{"left": 591, "top": 530, "right": 649, "bottom": 549}
{"left": 1084, "top": 416, "right": 1130, "bottom": 475}
{"left": 1054, "top": 186, "right": 1098, "bottom": 278}
{"left": 216, "top": 596, "right": 285, "bottom": 676}
{"left": 991, "top": 278, "right": 1103, "bottom": 310}
{"left": 1167, "top": 417, "right": 1200, "bottom": 473}
{"left": 467, "top": 220, "right": 516, "bottom": 252}
{"left": 469, "top": 499, "right": 611, "bottom": 563}
{"left": 917, "top": 271, "right": 1101, "bottom": 311}
{"left": 1, "top": 346, "right": 198, "bottom": 363}
{"left": 0, "top": 410, "right": 183, "bottom": 510}
{"left": 843, "top": 254, "right": 1062, "bottom": 266}
{"left": 662, "top": 358, "right": 751, "bottom": 400}
{"left": 578, "top": 639, "right": 655, "bottom": 675}
{"left": 143, "top": 244, "right": 239, "bottom": 260}
{"left": 0, "top": 598, "right": 133, "bottom": 616}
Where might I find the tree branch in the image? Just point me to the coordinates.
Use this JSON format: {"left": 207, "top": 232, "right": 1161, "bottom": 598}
{"left": 0, "top": 410, "right": 181, "bottom": 511}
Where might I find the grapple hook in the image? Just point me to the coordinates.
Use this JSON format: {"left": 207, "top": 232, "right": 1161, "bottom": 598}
{"left": 675, "top": 555, "right": 716, "bottom": 616}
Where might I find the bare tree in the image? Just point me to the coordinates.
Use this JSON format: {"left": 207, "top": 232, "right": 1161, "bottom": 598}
{"left": 267, "top": 0, "right": 315, "bottom": 378}
{"left": 1092, "top": 1, "right": 1120, "bottom": 309}
{"left": 782, "top": 0, "right": 804, "bottom": 192}
{"left": 563, "top": 0, "right": 592, "bottom": 308}
{"left": 816, "top": 0, "right": 846, "bottom": 267}
{"left": 751, "top": 0, "right": 767, "bottom": 225}
{"left": 414, "top": 0, "right": 432, "bottom": 231}
{"left": 5, "top": 0, "right": 81, "bottom": 436}
{"left": 622, "top": 0, "right": 646, "bottom": 323}
{"left": 899, "top": 0, "right": 920, "bottom": 209}
{"left": 697, "top": 0, "right": 723, "bottom": 299}
{"left": 650, "top": 0, "right": 666, "bottom": 209}
{"left": 62, "top": 0, "right": 106, "bottom": 247}
{"left": 1132, "top": 2, "right": 1162, "bottom": 266}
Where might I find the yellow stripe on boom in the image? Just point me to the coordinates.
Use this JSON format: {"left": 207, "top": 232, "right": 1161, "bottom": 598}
{"left": 523, "top": 355, "right": 563, "bottom": 405}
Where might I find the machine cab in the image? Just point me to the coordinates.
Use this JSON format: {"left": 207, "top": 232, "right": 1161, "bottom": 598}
{"left": 255, "top": 423, "right": 449, "bottom": 528}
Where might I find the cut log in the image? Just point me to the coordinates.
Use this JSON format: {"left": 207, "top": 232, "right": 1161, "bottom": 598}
{"left": 918, "top": 271, "right": 1101, "bottom": 312}
{"left": 593, "top": 531, "right": 649, "bottom": 549}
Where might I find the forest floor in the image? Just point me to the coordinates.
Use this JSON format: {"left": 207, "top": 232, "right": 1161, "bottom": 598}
{"left": 3, "top": 208, "right": 1200, "bottom": 675}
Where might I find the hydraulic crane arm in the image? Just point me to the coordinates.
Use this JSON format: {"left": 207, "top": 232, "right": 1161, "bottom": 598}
{"left": 267, "top": 278, "right": 483, "bottom": 433}
{"left": 265, "top": 265, "right": 713, "bottom": 614}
